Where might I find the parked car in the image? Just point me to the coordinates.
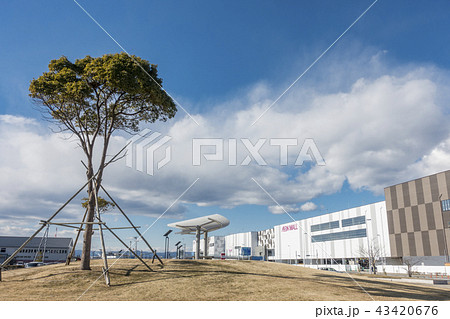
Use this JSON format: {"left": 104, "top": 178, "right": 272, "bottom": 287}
{"left": 25, "top": 262, "right": 45, "bottom": 268}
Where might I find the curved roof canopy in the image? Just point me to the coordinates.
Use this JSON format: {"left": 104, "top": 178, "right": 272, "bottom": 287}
{"left": 167, "top": 214, "right": 230, "bottom": 234}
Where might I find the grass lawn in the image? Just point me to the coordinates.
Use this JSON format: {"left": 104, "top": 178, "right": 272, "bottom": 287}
{"left": 0, "top": 259, "right": 449, "bottom": 301}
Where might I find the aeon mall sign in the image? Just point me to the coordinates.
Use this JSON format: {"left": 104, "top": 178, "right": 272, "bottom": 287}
{"left": 281, "top": 223, "right": 298, "bottom": 232}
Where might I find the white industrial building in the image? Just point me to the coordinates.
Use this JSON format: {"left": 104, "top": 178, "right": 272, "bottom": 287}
{"left": 273, "top": 201, "right": 392, "bottom": 270}
{"left": 0, "top": 236, "right": 73, "bottom": 264}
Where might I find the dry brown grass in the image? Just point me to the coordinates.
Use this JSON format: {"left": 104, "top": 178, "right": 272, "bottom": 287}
{"left": 0, "top": 259, "right": 449, "bottom": 301}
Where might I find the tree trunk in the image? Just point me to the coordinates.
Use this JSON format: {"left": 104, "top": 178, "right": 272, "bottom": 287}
{"left": 80, "top": 164, "right": 96, "bottom": 270}
{"left": 79, "top": 133, "right": 110, "bottom": 270}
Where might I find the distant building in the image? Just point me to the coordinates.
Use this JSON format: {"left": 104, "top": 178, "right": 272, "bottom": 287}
{"left": 0, "top": 236, "right": 73, "bottom": 265}
{"left": 257, "top": 228, "right": 275, "bottom": 260}
{"left": 194, "top": 236, "right": 225, "bottom": 258}
{"left": 224, "top": 231, "right": 258, "bottom": 258}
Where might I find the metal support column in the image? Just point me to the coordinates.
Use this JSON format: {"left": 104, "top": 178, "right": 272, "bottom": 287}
{"left": 195, "top": 226, "right": 201, "bottom": 260}
{"left": 203, "top": 231, "right": 208, "bottom": 259}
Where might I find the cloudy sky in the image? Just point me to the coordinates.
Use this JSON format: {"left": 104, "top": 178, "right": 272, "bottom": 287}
{"left": 1, "top": 1, "right": 450, "bottom": 252}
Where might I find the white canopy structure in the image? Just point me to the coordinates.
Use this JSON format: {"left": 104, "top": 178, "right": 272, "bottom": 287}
{"left": 168, "top": 214, "right": 229, "bottom": 259}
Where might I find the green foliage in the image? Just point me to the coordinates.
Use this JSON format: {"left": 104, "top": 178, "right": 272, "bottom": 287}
{"left": 81, "top": 196, "right": 115, "bottom": 214}
{"left": 29, "top": 53, "right": 177, "bottom": 135}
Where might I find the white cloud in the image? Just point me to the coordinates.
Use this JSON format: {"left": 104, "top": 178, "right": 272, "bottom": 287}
{"left": 300, "top": 202, "right": 318, "bottom": 212}
{"left": 268, "top": 202, "right": 318, "bottom": 214}
{"left": 268, "top": 204, "right": 301, "bottom": 215}
{"left": 1, "top": 51, "right": 450, "bottom": 228}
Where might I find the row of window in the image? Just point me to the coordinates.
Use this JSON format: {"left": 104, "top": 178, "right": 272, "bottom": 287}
{"left": 311, "top": 221, "right": 339, "bottom": 232}
{"left": 311, "top": 228, "right": 367, "bottom": 243}
{"left": 0, "top": 248, "right": 68, "bottom": 254}
{"left": 342, "top": 216, "right": 366, "bottom": 227}
{"left": 311, "top": 216, "right": 366, "bottom": 232}
{"left": 442, "top": 199, "right": 450, "bottom": 212}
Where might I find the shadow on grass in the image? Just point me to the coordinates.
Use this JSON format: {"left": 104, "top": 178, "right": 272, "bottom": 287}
{"left": 313, "top": 273, "right": 450, "bottom": 301}
{"left": 109, "top": 267, "right": 315, "bottom": 288}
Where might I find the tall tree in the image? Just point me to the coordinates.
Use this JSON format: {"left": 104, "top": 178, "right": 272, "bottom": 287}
{"left": 29, "top": 53, "right": 177, "bottom": 270}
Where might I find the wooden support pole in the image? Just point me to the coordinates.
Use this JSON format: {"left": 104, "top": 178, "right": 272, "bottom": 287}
{"left": 0, "top": 177, "right": 95, "bottom": 269}
{"left": 93, "top": 182, "right": 110, "bottom": 286}
{"left": 103, "top": 224, "right": 154, "bottom": 272}
{"left": 66, "top": 208, "right": 88, "bottom": 265}
{"left": 92, "top": 226, "right": 141, "bottom": 231}
{"left": 1, "top": 148, "right": 127, "bottom": 275}
{"left": 42, "top": 222, "right": 81, "bottom": 230}
{"left": 100, "top": 185, "right": 164, "bottom": 266}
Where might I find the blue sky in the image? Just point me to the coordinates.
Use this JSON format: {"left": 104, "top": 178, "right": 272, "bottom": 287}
{"left": 1, "top": 1, "right": 450, "bottom": 253}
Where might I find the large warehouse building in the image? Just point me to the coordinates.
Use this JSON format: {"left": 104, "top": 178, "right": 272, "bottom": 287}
{"left": 194, "top": 170, "right": 450, "bottom": 275}
{"left": 272, "top": 201, "right": 391, "bottom": 267}
{"left": 0, "top": 236, "right": 73, "bottom": 265}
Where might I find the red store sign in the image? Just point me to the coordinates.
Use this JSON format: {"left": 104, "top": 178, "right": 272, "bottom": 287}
{"left": 282, "top": 224, "right": 298, "bottom": 232}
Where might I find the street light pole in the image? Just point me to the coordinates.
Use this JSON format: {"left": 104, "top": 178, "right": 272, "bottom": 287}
{"left": 175, "top": 241, "right": 181, "bottom": 259}
{"left": 163, "top": 230, "right": 172, "bottom": 259}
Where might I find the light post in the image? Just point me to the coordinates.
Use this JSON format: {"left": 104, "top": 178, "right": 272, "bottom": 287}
{"left": 175, "top": 241, "right": 181, "bottom": 259}
{"left": 178, "top": 244, "right": 183, "bottom": 259}
{"left": 163, "top": 230, "right": 172, "bottom": 259}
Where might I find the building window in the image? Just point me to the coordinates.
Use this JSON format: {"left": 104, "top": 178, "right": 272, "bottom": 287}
{"left": 311, "top": 221, "right": 339, "bottom": 232}
{"left": 0, "top": 248, "right": 5, "bottom": 253}
{"left": 342, "top": 216, "right": 366, "bottom": 227}
{"left": 442, "top": 199, "right": 450, "bottom": 212}
{"left": 311, "top": 228, "right": 367, "bottom": 243}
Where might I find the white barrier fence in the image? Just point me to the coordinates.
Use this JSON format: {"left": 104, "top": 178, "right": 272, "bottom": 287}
{"left": 300, "top": 263, "right": 450, "bottom": 277}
